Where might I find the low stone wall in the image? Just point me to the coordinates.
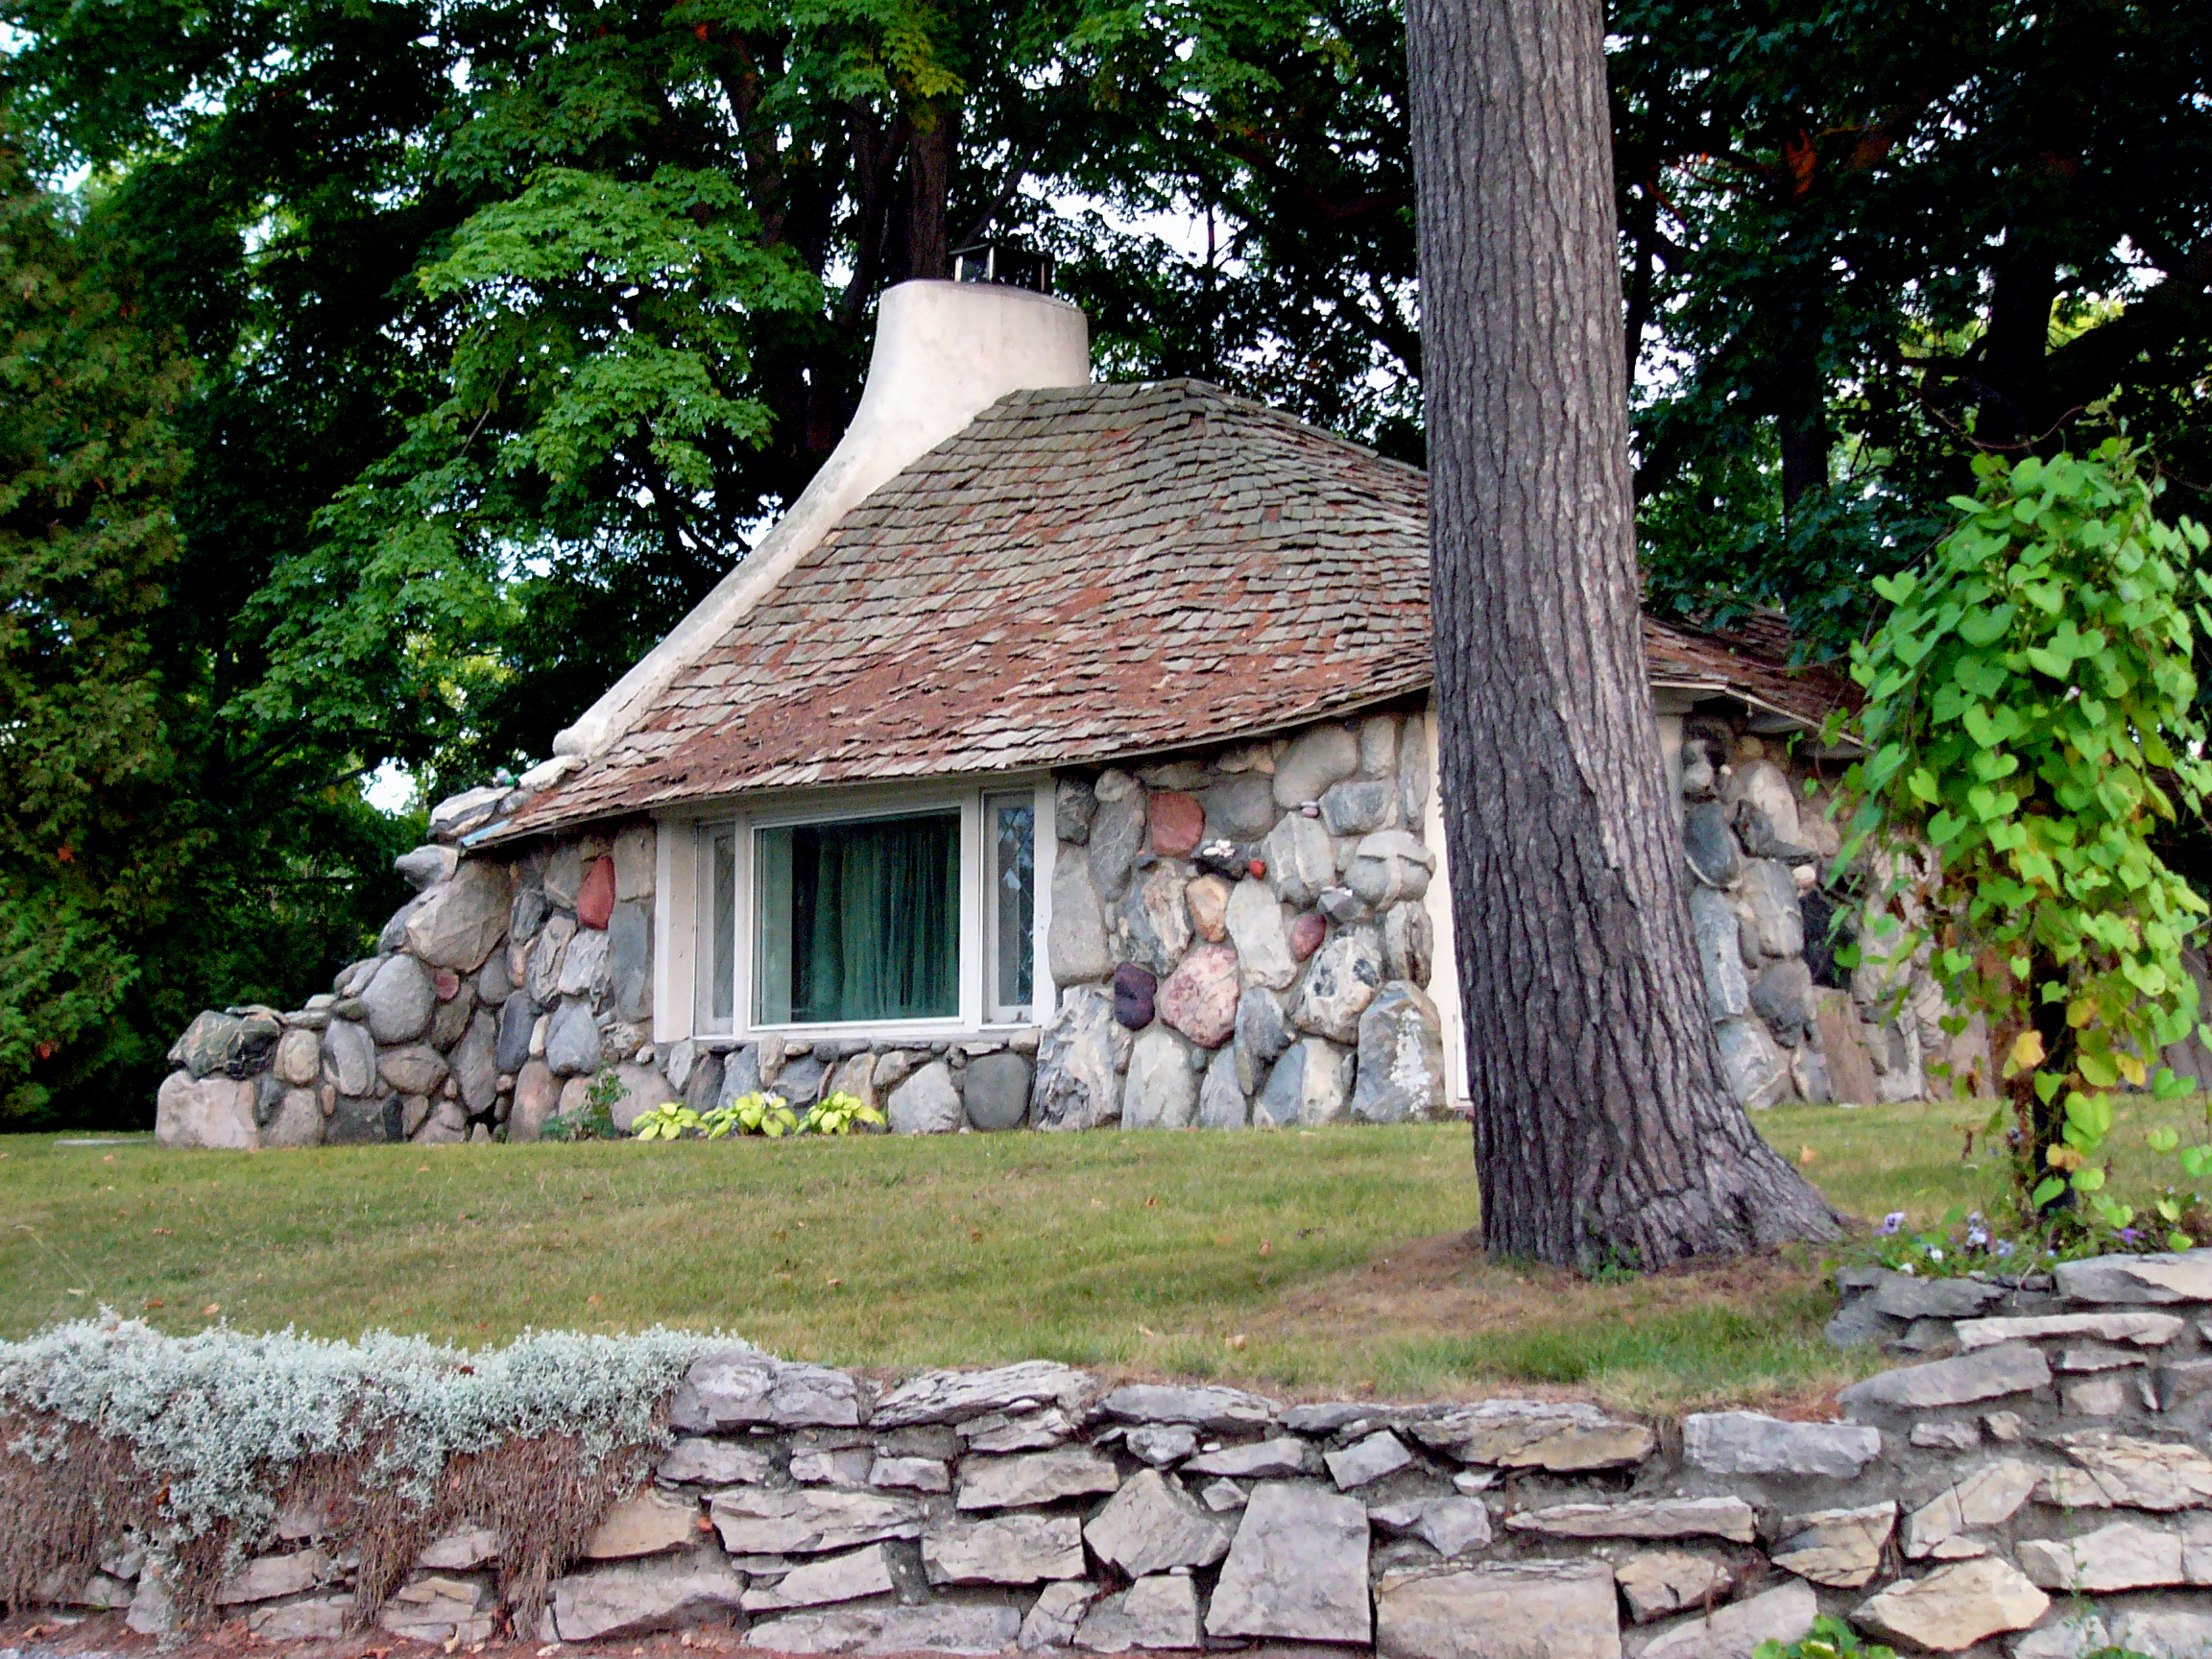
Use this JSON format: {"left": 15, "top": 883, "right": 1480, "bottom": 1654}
{"left": 33, "top": 1250, "right": 2212, "bottom": 1656}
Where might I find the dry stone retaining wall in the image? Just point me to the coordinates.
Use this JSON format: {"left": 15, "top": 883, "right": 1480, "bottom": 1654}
{"left": 154, "top": 708, "right": 1978, "bottom": 1149}
{"left": 38, "top": 1250, "right": 2212, "bottom": 1655}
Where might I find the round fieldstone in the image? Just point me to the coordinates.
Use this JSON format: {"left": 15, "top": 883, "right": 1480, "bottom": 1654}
{"left": 1289, "top": 912, "right": 1327, "bottom": 961}
{"left": 1148, "top": 791, "right": 1206, "bottom": 858}
{"left": 963, "top": 1051, "right": 1034, "bottom": 1130}
{"left": 1157, "top": 943, "right": 1240, "bottom": 1048}
{"left": 361, "top": 953, "right": 435, "bottom": 1045}
{"left": 1114, "top": 963, "right": 1158, "bottom": 1029}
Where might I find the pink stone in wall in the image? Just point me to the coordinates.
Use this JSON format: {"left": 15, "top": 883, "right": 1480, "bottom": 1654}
{"left": 1157, "top": 943, "right": 1241, "bottom": 1048}
{"left": 433, "top": 969, "right": 462, "bottom": 1002}
{"left": 576, "top": 855, "right": 616, "bottom": 929}
{"left": 1290, "top": 912, "right": 1327, "bottom": 961}
{"left": 1149, "top": 792, "right": 1206, "bottom": 859}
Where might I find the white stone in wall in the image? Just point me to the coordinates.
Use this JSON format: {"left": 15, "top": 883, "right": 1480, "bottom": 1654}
{"left": 888, "top": 1060, "right": 963, "bottom": 1134}
{"left": 1031, "top": 986, "right": 1126, "bottom": 1131}
{"left": 1121, "top": 1026, "right": 1200, "bottom": 1130}
{"left": 1903, "top": 1458, "right": 2036, "bottom": 1558}
{"left": 1047, "top": 846, "right": 1112, "bottom": 983}
{"left": 2019, "top": 1520, "right": 2185, "bottom": 1592}
{"left": 1225, "top": 878, "right": 1298, "bottom": 988}
{"left": 155, "top": 1073, "right": 259, "bottom": 1151}
{"left": 1073, "top": 1573, "right": 1200, "bottom": 1653}
{"left": 1505, "top": 1496, "right": 1757, "bottom": 1543}
{"left": 1681, "top": 1411, "right": 1881, "bottom": 1478}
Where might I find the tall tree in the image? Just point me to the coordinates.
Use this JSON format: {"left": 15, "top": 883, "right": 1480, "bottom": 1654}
{"left": 1404, "top": 0, "right": 1836, "bottom": 1264}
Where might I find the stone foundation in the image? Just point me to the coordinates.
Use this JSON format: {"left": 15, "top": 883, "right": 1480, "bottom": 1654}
{"left": 33, "top": 1250, "right": 2212, "bottom": 1655}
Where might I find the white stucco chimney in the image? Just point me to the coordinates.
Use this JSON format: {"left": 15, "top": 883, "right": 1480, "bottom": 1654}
{"left": 552, "top": 278, "right": 1091, "bottom": 761}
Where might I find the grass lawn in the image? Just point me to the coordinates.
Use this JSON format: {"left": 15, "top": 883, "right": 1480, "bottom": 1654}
{"left": 4, "top": 1094, "right": 2207, "bottom": 1413}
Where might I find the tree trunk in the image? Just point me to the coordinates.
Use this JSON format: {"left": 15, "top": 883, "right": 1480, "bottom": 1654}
{"left": 1404, "top": 0, "right": 1838, "bottom": 1267}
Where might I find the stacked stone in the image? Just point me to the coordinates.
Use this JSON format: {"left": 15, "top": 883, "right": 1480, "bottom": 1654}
{"left": 153, "top": 801, "right": 672, "bottom": 1149}
{"left": 56, "top": 1251, "right": 2212, "bottom": 1656}
{"left": 1034, "top": 714, "right": 1451, "bottom": 1132}
{"left": 1677, "top": 727, "right": 1988, "bottom": 1111}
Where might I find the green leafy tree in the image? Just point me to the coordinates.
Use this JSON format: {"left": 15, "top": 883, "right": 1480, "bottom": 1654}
{"left": 1619, "top": 0, "right": 2212, "bottom": 661}
{"left": 1840, "top": 440, "right": 2212, "bottom": 1228}
{"left": 0, "top": 134, "right": 193, "bottom": 1118}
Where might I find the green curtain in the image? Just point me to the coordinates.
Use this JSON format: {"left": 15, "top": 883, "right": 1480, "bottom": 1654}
{"left": 759, "top": 813, "right": 957, "bottom": 1023}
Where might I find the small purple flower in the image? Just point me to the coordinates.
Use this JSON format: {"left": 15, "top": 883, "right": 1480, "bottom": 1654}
{"left": 2120, "top": 1228, "right": 2141, "bottom": 1244}
{"left": 1965, "top": 1225, "right": 1989, "bottom": 1249}
{"left": 1993, "top": 1240, "right": 2015, "bottom": 1258}
{"left": 1879, "top": 1212, "right": 1906, "bottom": 1236}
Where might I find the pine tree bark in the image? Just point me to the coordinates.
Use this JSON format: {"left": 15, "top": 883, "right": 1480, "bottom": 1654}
{"left": 1405, "top": 0, "right": 1838, "bottom": 1266}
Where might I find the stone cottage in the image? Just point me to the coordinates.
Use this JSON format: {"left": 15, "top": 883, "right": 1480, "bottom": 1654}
{"left": 156, "top": 274, "right": 1943, "bottom": 1151}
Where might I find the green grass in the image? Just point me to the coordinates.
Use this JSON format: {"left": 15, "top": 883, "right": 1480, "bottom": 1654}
{"left": 5, "top": 1094, "right": 2208, "bottom": 1411}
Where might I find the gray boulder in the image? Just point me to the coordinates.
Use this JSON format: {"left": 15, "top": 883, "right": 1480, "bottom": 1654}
{"left": 453, "top": 1014, "right": 502, "bottom": 1108}
{"left": 1226, "top": 878, "right": 1298, "bottom": 989}
{"left": 1351, "top": 981, "right": 1446, "bottom": 1122}
{"left": 1256, "top": 1037, "right": 1354, "bottom": 1127}
{"left": 1205, "top": 774, "right": 1277, "bottom": 840}
{"left": 963, "top": 1051, "right": 1032, "bottom": 1130}
{"left": 1690, "top": 885, "right": 1752, "bottom": 1019}
{"left": 494, "top": 990, "right": 537, "bottom": 1074}
{"left": 1273, "top": 724, "right": 1358, "bottom": 807}
{"left": 1089, "top": 792, "right": 1148, "bottom": 901}
{"left": 393, "top": 844, "right": 457, "bottom": 891}
{"left": 1047, "top": 846, "right": 1112, "bottom": 984}
{"left": 1122, "top": 1025, "right": 1200, "bottom": 1130}
{"left": 1198, "top": 1046, "right": 1247, "bottom": 1128}
{"left": 888, "top": 1061, "right": 963, "bottom": 1134}
{"left": 1715, "top": 1015, "right": 1791, "bottom": 1109}
{"left": 609, "top": 900, "right": 652, "bottom": 1022}
{"left": 1742, "top": 858, "right": 1805, "bottom": 957}
{"left": 1319, "top": 780, "right": 1398, "bottom": 836}
{"left": 155, "top": 1072, "right": 259, "bottom": 1150}
{"left": 1291, "top": 928, "right": 1384, "bottom": 1042}
{"left": 1234, "top": 986, "right": 1291, "bottom": 1094}
{"left": 1117, "top": 863, "right": 1192, "bottom": 974}
{"left": 527, "top": 913, "right": 576, "bottom": 1004}
{"left": 1684, "top": 801, "right": 1743, "bottom": 887}
{"left": 324, "top": 1019, "right": 375, "bottom": 1095}
{"left": 1032, "top": 986, "right": 1127, "bottom": 1130}
{"left": 1344, "top": 830, "right": 1434, "bottom": 906}
{"left": 403, "top": 859, "right": 509, "bottom": 971}
{"left": 1261, "top": 813, "right": 1335, "bottom": 908}
{"left": 361, "top": 953, "right": 435, "bottom": 1045}
{"left": 545, "top": 998, "right": 603, "bottom": 1076}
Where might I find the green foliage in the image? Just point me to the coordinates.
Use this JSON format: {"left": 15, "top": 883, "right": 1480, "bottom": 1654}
{"left": 0, "top": 136, "right": 187, "bottom": 1121}
{"left": 1623, "top": 0, "right": 2212, "bottom": 661}
{"left": 541, "top": 1076, "right": 621, "bottom": 1142}
{"left": 705, "top": 1092, "right": 800, "bottom": 1139}
{"left": 1839, "top": 440, "right": 2212, "bottom": 1238}
{"left": 1754, "top": 1617, "right": 1894, "bottom": 1659}
{"left": 630, "top": 1101, "right": 700, "bottom": 1141}
{"left": 801, "top": 1091, "right": 886, "bottom": 1135}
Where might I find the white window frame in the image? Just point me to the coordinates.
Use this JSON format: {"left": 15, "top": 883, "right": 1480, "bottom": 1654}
{"left": 652, "top": 776, "right": 1056, "bottom": 1046}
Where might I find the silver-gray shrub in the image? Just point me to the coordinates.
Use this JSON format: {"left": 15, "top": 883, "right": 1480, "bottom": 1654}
{"left": 0, "top": 1316, "right": 734, "bottom": 1623}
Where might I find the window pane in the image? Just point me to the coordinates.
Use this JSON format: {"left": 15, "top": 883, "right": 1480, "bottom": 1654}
{"left": 993, "top": 799, "right": 1034, "bottom": 1016}
{"left": 700, "top": 827, "right": 737, "bottom": 1031}
{"left": 756, "top": 812, "right": 959, "bottom": 1024}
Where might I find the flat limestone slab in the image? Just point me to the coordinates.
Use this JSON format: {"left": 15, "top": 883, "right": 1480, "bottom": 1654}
{"left": 1205, "top": 1480, "right": 1373, "bottom": 1645}
{"left": 1505, "top": 1495, "right": 1758, "bottom": 1544}
{"left": 1374, "top": 1560, "right": 1620, "bottom": 1659}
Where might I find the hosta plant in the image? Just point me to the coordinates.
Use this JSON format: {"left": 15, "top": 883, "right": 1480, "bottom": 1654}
{"left": 630, "top": 1101, "right": 699, "bottom": 1140}
{"left": 703, "top": 1092, "right": 798, "bottom": 1138}
{"left": 800, "top": 1091, "right": 885, "bottom": 1135}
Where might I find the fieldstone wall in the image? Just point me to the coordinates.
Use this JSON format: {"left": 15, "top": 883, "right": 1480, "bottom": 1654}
{"left": 154, "top": 804, "right": 669, "bottom": 1150}
{"left": 155, "top": 704, "right": 2005, "bottom": 1149}
{"left": 1674, "top": 720, "right": 1989, "bottom": 1112}
{"left": 43, "top": 1249, "right": 2212, "bottom": 1656}
{"left": 1030, "top": 710, "right": 1450, "bottom": 1133}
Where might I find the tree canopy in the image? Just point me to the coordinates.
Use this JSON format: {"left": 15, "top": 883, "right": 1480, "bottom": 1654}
{"left": 0, "top": 0, "right": 2206, "bottom": 1122}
